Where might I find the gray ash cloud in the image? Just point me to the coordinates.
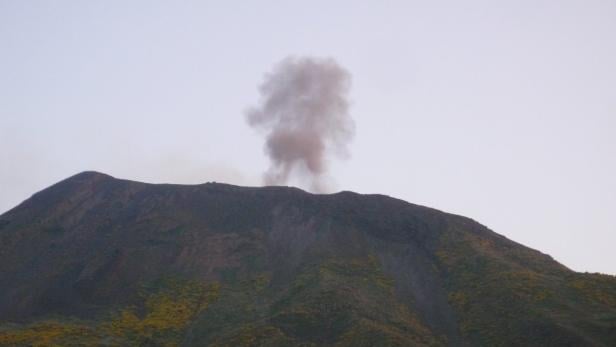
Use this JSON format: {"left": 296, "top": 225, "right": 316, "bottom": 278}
{"left": 246, "top": 56, "right": 354, "bottom": 192}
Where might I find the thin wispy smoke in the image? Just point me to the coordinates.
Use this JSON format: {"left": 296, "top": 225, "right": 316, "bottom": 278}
{"left": 246, "top": 56, "right": 354, "bottom": 192}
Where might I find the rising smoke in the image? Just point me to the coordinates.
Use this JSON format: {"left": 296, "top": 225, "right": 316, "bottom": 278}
{"left": 246, "top": 56, "right": 354, "bottom": 193}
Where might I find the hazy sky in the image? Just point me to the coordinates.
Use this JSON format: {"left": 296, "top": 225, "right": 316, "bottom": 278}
{"left": 1, "top": 1, "right": 615, "bottom": 274}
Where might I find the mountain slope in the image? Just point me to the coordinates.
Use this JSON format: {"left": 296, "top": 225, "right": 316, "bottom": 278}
{"left": 0, "top": 172, "right": 614, "bottom": 346}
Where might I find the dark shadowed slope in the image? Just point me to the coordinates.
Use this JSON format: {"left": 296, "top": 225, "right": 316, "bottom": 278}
{"left": 0, "top": 172, "right": 615, "bottom": 346}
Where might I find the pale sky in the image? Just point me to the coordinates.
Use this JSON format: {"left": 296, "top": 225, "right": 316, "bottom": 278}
{"left": 1, "top": 1, "right": 615, "bottom": 274}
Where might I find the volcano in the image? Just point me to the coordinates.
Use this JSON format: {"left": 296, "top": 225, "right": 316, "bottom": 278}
{"left": 0, "top": 171, "right": 614, "bottom": 346}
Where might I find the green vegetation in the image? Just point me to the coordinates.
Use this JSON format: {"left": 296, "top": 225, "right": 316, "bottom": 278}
{"left": 0, "top": 279, "right": 219, "bottom": 346}
{"left": 436, "top": 221, "right": 616, "bottom": 346}
{"left": 570, "top": 273, "right": 616, "bottom": 308}
{"left": 4, "top": 236, "right": 613, "bottom": 347}
{"left": 0, "top": 255, "right": 444, "bottom": 346}
{"left": 185, "top": 255, "right": 444, "bottom": 346}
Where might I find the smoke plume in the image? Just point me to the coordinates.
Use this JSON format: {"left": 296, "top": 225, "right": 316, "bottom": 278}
{"left": 246, "top": 56, "right": 354, "bottom": 192}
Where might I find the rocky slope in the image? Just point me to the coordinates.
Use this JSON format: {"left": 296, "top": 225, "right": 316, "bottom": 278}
{"left": 0, "top": 171, "right": 614, "bottom": 346}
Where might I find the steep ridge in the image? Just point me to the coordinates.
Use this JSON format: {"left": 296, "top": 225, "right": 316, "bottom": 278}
{"left": 0, "top": 172, "right": 614, "bottom": 346}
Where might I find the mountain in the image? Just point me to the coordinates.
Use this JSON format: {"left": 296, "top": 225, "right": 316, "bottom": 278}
{"left": 0, "top": 171, "right": 614, "bottom": 346}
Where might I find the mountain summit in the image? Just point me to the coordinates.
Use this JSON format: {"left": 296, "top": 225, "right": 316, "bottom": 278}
{"left": 0, "top": 172, "right": 614, "bottom": 346}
